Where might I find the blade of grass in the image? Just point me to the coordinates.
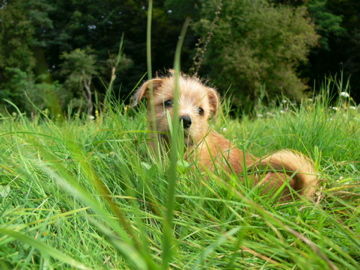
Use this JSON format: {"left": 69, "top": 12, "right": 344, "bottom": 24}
{"left": 161, "top": 17, "right": 191, "bottom": 270}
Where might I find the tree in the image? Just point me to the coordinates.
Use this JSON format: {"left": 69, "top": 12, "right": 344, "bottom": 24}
{"left": 0, "top": 0, "right": 54, "bottom": 112}
{"left": 272, "top": 0, "right": 360, "bottom": 102}
{"left": 60, "top": 49, "right": 98, "bottom": 115}
{"left": 44, "top": 0, "right": 185, "bottom": 98}
{"left": 306, "top": 0, "right": 360, "bottom": 101}
{"left": 307, "top": 0, "right": 345, "bottom": 50}
{"left": 194, "top": 0, "right": 319, "bottom": 111}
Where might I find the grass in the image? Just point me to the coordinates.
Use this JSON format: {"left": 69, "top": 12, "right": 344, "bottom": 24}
{"left": 0, "top": 93, "right": 359, "bottom": 269}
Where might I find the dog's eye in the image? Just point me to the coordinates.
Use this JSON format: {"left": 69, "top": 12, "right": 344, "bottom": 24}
{"left": 163, "top": 99, "right": 173, "bottom": 107}
{"left": 198, "top": 107, "right": 204, "bottom": 116}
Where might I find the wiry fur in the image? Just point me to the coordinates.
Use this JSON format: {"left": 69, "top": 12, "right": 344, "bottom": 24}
{"left": 133, "top": 72, "right": 318, "bottom": 200}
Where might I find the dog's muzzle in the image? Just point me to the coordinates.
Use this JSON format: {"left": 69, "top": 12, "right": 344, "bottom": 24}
{"left": 180, "top": 115, "right": 192, "bottom": 129}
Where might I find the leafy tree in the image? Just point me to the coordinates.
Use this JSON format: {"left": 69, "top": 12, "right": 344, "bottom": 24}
{"left": 60, "top": 49, "right": 98, "bottom": 115}
{"left": 44, "top": 0, "right": 185, "bottom": 97}
{"left": 307, "top": 0, "right": 345, "bottom": 50}
{"left": 272, "top": 0, "right": 360, "bottom": 101}
{"left": 319, "top": 0, "right": 360, "bottom": 101}
{"left": 164, "top": 0, "right": 201, "bottom": 20}
{"left": 298, "top": 0, "right": 360, "bottom": 101}
{"left": 194, "top": 0, "right": 318, "bottom": 110}
{"left": 0, "top": 68, "right": 64, "bottom": 116}
{"left": 1, "top": 0, "right": 358, "bottom": 113}
{"left": 0, "top": 0, "right": 54, "bottom": 111}
{"left": 0, "top": 1, "right": 35, "bottom": 73}
{"left": 271, "top": 0, "right": 307, "bottom": 6}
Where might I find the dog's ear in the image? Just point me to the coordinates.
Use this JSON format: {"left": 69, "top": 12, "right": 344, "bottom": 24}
{"left": 207, "top": 87, "right": 220, "bottom": 117}
{"left": 131, "top": 78, "right": 163, "bottom": 107}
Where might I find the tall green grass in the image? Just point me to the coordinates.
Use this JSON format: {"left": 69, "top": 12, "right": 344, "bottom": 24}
{"left": 0, "top": 85, "right": 359, "bottom": 269}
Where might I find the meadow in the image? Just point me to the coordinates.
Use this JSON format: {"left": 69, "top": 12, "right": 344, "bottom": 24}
{"left": 0, "top": 83, "right": 359, "bottom": 269}
{"left": 1, "top": 1, "right": 360, "bottom": 268}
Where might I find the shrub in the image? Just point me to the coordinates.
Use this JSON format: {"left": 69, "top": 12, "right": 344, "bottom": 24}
{"left": 194, "top": 0, "right": 319, "bottom": 111}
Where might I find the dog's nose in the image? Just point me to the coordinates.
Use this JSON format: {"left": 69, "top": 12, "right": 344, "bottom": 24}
{"left": 180, "top": 115, "right": 192, "bottom": 129}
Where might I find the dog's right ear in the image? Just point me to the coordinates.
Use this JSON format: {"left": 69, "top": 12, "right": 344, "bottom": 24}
{"left": 131, "top": 78, "right": 163, "bottom": 107}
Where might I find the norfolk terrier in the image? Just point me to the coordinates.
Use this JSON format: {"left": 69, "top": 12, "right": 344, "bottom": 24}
{"left": 132, "top": 72, "right": 318, "bottom": 200}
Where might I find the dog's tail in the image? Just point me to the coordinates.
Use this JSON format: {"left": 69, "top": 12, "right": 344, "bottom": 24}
{"left": 258, "top": 150, "right": 318, "bottom": 199}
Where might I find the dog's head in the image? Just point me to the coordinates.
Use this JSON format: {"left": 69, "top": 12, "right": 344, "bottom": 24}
{"left": 132, "top": 73, "right": 219, "bottom": 145}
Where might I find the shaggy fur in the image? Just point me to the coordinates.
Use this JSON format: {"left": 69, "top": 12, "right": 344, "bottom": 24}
{"left": 133, "top": 72, "right": 318, "bottom": 200}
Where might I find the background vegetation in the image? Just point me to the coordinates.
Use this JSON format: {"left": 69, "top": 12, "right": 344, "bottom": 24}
{"left": 0, "top": 0, "right": 359, "bottom": 115}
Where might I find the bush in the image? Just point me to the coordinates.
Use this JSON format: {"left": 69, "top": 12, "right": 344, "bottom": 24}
{"left": 0, "top": 68, "right": 65, "bottom": 116}
{"left": 194, "top": 0, "right": 319, "bottom": 111}
{"left": 60, "top": 48, "right": 98, "bottom": 115}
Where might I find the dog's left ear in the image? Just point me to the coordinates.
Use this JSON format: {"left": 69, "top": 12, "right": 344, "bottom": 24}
{"left": 131, "top": 78, "right": 163, "bottom": 107}
{"left": 207, "top": 87, "right": 220, "bottom": 117}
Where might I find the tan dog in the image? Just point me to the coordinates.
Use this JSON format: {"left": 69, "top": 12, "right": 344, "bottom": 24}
{"left": 133, "top": 72, "right": 318, "bottom": 200}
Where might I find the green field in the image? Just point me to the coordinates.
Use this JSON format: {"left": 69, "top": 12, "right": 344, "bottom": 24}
{"left": 0, "top": 91, "right": 359, "bottom": 269}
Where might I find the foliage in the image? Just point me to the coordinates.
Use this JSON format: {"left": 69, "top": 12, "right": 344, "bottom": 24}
{"left": 0, "top": 0, "right": 36, "bottom": 96}
{"left": 275, "top": 0, "right": 360, "bottom": 102}
{"left": 0, "top": 0, "right": 55, "bottom": 113}
{"left": 0, "top": 0, "right": 53, "bottom": 69}
{"left": 0, "top": 0, "right": 52, "bottom": 73}
{"left": 0, "top": 0, "right": 360, "bottom": 114}
{"left": 0, "top": 0, "right": 189, "bottom": 113}
{"left": 60, "top": 48, "right": 98, "bottom": 114}
{"left": 44, "top": 0, "right": 182, "bottom": 95}
{"left": 0, "top": 68, "right": 64, "bottom": 116}
{"left": 164, "top": 0, "right": 201, "bottom": 20}
{"left": 194, "top": 0, "right": 318, "bottom": 111}
{"left": 307, "top": 0, "right": 345, "bottom": 50}
{"left": 321, "top": 0, "right": 360, "bottom": 101}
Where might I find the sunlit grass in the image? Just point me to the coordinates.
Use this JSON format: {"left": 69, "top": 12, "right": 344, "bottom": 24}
{"left": 0, "top": 90, "right": 359, "bottom": 269}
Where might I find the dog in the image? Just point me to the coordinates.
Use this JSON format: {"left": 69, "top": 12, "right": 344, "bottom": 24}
{"left": 132, "top": 72, "right": 318, "bottom": 200}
